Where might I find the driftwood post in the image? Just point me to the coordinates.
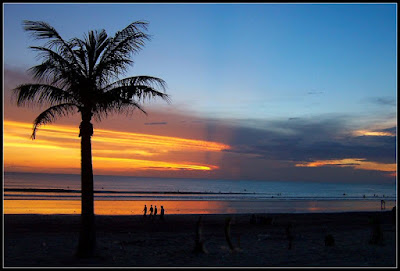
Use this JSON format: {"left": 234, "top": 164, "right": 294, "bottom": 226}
{"left": 369, "top": 216, "right": 384, "bottom": 245}
{"left": 224, "top": 217, "right": 235, "bottom": 252}
{"left": 286, "top": 222, "right": 294, "bottom": 250}
{"left": 324, "top": 234, "right": 335, "bottom": 246}
{"left": 193, "top": 216, "right": 207, "bottom": 253}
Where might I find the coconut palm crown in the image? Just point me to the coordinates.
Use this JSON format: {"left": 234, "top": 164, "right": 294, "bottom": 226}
{"left": 13, "top": 20, "right": 169, "bottom": 257}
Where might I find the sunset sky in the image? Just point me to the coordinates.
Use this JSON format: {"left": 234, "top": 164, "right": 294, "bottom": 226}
{"left": 3, "top": 3, "right": 397, "bottom": 184}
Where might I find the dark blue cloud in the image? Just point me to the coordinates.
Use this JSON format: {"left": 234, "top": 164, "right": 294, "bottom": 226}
{"left": 222, "top": 116, "right": 396, "bottom": 164}
{"left": 368, "top": 97, "right": 396, "bottom": 107}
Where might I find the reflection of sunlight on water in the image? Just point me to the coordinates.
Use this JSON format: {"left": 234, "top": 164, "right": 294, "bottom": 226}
{"left": 305, "top": 201, "right": 322, "bottom": 212}
{"left": 4, "top": 200, "right": 232, "bottom": 215}
{"left": 4, "top": 199, "right": 396, "bottom": 215}
{"left": 4, "top": 200, "right": 81, "bottom": 215}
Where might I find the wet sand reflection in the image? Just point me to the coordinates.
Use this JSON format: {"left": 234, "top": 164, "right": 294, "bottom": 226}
{"left": 4, "top": 199, "right": 396, "bottom": 215}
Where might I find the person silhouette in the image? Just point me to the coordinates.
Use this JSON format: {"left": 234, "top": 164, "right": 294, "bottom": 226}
{"left": 143, "top": 204, "right": 147, "bottom": 217}
{"left": 381, "top": 200, "right": 386, "bottom": 210}
{"left": 149, "top": 205, "right": 153, "bottom": 218}
{"left": 160, "top": 206, "right": 165, "bottom": 220}
{"left": 154, "top": 205, "right": 158, "bottom": 217}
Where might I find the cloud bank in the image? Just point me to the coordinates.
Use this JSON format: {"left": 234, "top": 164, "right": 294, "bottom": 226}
{"left": 3, "top": 66, "right": 397, "bottom": 184}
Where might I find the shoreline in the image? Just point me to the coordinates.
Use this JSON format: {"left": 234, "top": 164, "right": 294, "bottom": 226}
{"left": 4, "top": 210, "right": 397, "bottom": 267}
{"left": 4, "top": 199, "right": 396, "bottom": 215}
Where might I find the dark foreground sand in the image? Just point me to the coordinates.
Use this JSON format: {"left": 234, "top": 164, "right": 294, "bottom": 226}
{"left": 4, "top": 211, "right": 397, "bottom": 267}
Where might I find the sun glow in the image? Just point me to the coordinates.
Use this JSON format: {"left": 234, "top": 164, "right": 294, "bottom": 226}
{"left": 3, "top": 120, "right": 230, "bottom": 173}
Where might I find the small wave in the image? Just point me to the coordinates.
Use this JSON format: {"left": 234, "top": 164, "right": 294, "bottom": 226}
{"left": 4, "top": 192, "right": 396, "bottom": 202}
{"left": 4, "top": 188, "right": 255, "bottom": 195}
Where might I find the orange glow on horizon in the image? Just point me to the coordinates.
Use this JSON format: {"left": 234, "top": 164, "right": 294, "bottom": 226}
{"left": 3, "top": 120, "right": 230, "bottom": 174}
{"left": 295, "top": 158, "right": 396, "bottom": 175}
{"left": 3, "top": 200, "right": 230, "bottom": 215}
{"left": 386, "top": 172, "right": 397, "bottom": 177}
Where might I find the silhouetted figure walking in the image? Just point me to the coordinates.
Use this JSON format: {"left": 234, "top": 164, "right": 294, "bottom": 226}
{"left": 160, "top": 206, "right": 165, "bottom": 220}
{"left": 143, "top": 204, "right": 147, "bottom": 217}
{"left": 381, "top": 200, "right": 386, "bottom": 210}
{"left": 149, "top": 205, "right": 153, "bottom": 218}
{"left": 154, "top": 205, "right": 158, "bottom": 218}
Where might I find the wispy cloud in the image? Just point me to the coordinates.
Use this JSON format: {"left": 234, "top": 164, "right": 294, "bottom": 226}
{"left": 368, "top": 96, "right": 396, "bottom": 107}
{"left": 307, "top": 90, "right": 324, "bottom": 95}
{"left": 144, "top": 122, "right": 167, "bottom": 125}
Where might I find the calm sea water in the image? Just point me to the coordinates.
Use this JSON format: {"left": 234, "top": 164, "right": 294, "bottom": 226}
{"left": 4, "top": 171, "right": 396, "bottom": 201}
{"left": 4, "top": 172, "right": 397, "bottom": 215}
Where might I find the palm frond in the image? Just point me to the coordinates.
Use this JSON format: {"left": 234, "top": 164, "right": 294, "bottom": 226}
{"left": 83, "top": 29, "right": 111, "bottom": 76}
{"left": 13, "top": 83, "right": 76, "bottom": 107}
{"left": 95, "top": 21, "right": 150, "bottom": 80}
{"left": 92, "top": 100, "right": 147, "bottom": 122}
{"left": 23, "top": 20, "right": 81, "bottom": 73}
{"left": 28, "top": 46, "right": 83, "bottom": 85}
{"left": 113, "top": 21, "right": 149, "bottom": 44}
{"left": 23, "top": 20, "right": 62, "bottom": 44}
{"left": 107, "top": 21, "right": 149, "bottom": 56}
{"left": 71, "top": 38, "right": 90, "bottom": 76}
{"left": 31, "top": 103, "right": 78, "bottom": 139}
{"left": 103, "top": 75, "right": 170, "bottom": 103}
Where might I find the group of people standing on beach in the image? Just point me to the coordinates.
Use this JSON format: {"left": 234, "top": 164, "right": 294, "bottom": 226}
{"left": 143, "top": 204, "right": 165, "bottom": 220}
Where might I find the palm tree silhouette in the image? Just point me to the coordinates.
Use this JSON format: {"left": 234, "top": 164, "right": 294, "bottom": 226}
{"left": 13, "top": 20, "right": 169, "bottom": 257}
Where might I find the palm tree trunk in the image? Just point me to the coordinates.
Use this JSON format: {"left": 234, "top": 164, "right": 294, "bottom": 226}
{"left": 76, "top": 118, "right": 96, "bottom": 257}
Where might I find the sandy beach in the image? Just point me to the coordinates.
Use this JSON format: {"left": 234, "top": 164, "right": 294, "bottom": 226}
{"left": 4, "top": 211, "right": 397, "bottom": 267}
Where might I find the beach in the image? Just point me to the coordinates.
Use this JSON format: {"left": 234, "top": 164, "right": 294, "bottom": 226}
{"left": 4, "top": 210, "right": 397, "bottom": 267}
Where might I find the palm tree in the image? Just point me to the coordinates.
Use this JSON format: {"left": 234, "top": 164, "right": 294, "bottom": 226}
{"left": 13, "top": 20, "right": 169, "bottom": 257}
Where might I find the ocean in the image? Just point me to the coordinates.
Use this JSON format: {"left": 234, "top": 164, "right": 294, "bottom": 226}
{"left": 3, "top": 172, "right": 397, "bottom": 215}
